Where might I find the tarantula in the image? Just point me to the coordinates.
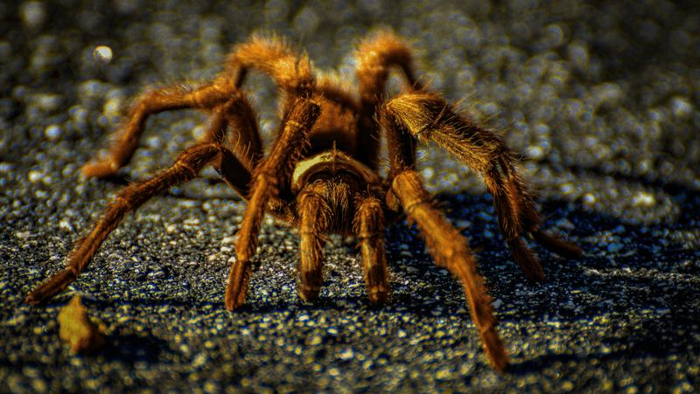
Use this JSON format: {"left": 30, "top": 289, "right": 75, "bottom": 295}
{"left": 26, "top": 31, "right": 582, "bottom": 371}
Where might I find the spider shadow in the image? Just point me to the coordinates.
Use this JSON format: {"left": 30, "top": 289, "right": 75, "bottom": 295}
{"left": 101, "top": 332, "right": 167, "bottom": 364}
{"left": 537, "top": 157, "right": 700, "bottom": 222}
{"left": 506, "top": 312, "right": 699, "bottom": 375}
{"left": 39, "top": 297, "right": 171, "bottom": 363}
{"left": 58, "top": 164, "right": 700, "bottom": 372}
{"left": 418, "top": 177, "right": 700, "bottom": 371}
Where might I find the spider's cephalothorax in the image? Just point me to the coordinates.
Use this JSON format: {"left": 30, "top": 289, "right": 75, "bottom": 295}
{"left": 26, "top": 32, "right": 582, "bottom": 371}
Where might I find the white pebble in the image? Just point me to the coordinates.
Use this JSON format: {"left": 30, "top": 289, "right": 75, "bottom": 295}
{"left": 44, "top": 124, "right": 62, "bottom": 141}
{"left": 28, "top": 170, "right": 42, "bottom": 183}
{"left": 20, "top": 1, "right": 46, "bottom": 28}
{"left": 670, "top": 96, "right": 693, "bottom": 120}
{"left": 631, "top": 191, "right": 656, "bottom": 207}
{"left": 92, "top": 45, "right": 113, "bottom": 63}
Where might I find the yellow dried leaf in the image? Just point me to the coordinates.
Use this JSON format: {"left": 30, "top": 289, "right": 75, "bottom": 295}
{"left": 57, "top": 295, "right": 106, "bottom": 354}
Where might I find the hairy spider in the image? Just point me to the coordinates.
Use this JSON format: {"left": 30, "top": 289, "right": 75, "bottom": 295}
{"left": 26, "top": 31, "right": 582, "bottom": 371}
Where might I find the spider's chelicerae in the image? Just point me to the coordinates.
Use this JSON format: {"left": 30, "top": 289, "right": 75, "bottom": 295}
{"left": 26, "top": 31, "right": 582, "bottom": 371}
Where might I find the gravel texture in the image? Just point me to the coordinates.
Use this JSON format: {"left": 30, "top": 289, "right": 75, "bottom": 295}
{"left": 1, "top": 0, "right": 700, "bottom": 392}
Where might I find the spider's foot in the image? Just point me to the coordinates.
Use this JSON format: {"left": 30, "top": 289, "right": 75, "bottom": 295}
{"left": 225, "top": 260, "right": 251, "bottom": 311}
{"left": 24, "top": 292, "right": 43, "bottom": 305}
{"left": 25, "top": 268, "right": 76, "bottom": 305}
{"left": 507, "top": 238, "right": 545, "bottom": 282}
{"left": 81, "top": 160, "right": 118, "bottom": 179}
{"left": 482, "top": 328, "right": 510, "bottom": 372}
{"left": 367, "top": 285, "right": 391, "bottom": 305}
{"left": 298, "top": 284, "right": 321, "bottom": 303}
{"left": 531, "top": 230, "right": 583, "bottom": 259}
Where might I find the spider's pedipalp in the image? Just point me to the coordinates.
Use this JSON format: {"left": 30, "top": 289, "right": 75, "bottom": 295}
{"left": 297, "top": 190, "right": 331, "bottom": 301}
{"left": 354, "top": 194, "right": 391, "bottom": 304}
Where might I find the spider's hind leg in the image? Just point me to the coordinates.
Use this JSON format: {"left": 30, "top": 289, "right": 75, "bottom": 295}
{"left": 26, "top": 142, "right": 222, "bottom": 305}
{"left": 26, "top": 105, "right": 259, "bottom": 305}
{"left": 225, "top": 34, "right": 314, "bottom": 99}
{"left": 354, "top": 30, "right": 423, "bottom": 170}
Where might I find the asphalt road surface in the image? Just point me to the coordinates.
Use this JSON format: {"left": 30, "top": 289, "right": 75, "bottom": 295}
{"left": 1, "top": 1, "right": 699, "bottom": 392}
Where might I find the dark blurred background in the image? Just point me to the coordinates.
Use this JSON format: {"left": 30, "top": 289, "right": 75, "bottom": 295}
{"left": 1, "top": 0, "right": 699, "bottom": 392}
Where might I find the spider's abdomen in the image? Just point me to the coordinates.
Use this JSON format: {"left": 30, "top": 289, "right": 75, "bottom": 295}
{"left": 306, "top": 96, "right": 359, "bottom": 156}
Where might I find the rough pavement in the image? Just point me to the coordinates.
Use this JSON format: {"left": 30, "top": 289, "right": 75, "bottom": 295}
{"left": 1, "top": 1, "right": 699, "bottom": 392}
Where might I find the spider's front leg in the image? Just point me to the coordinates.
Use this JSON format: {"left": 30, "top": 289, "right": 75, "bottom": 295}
{"left": 391, "top": 170, "right": 508, "bottom": 371}
{"left": 381, "top": 104, "right": 508, "bottom": 370}
{"left": 225, "top": 96, "right": 321, "bottom": 311}
{"left": 382, "top": 92, "right": 582, "bottom": 281}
